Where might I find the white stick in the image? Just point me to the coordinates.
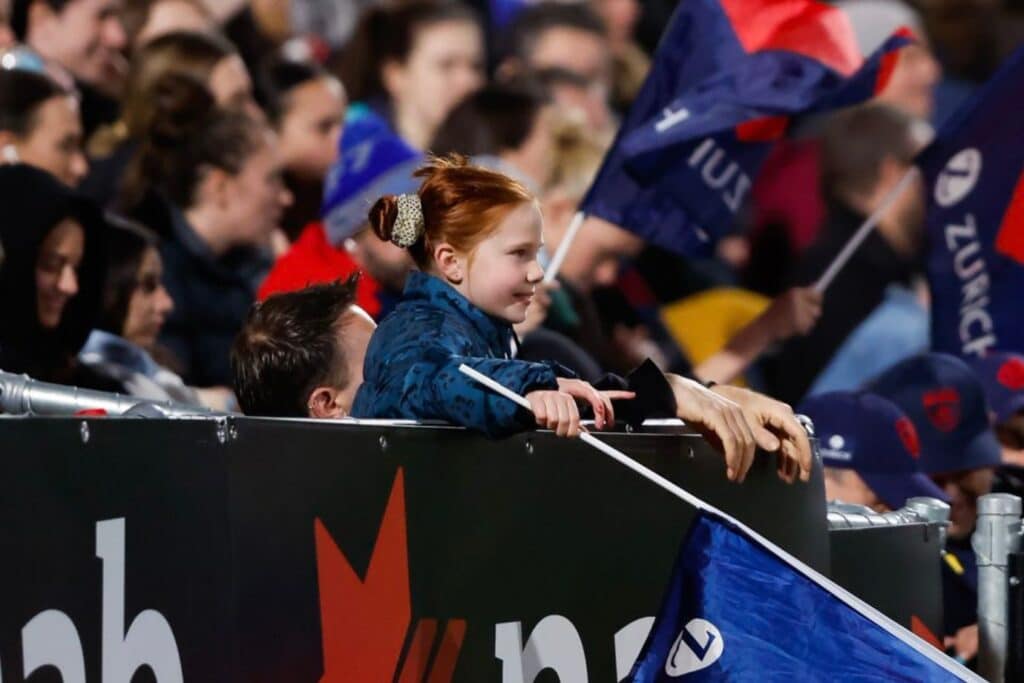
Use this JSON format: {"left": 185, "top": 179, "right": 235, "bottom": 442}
{"left": 458, "top": 363, "right": 708, "bottom": 510}
{"left": 813, "top": 166, "right": 920, "bottom": 294}
{"left": 543, "top": 211, "right": 586, "bottom": 285}
{"left": 455, "top": 363, "right": 982, "bottom": 680}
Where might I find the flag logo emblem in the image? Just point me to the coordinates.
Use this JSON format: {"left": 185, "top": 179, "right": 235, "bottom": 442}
{"left": 935, "top": 148, "right": 983, "bottom": 208}
{"left": 664, "top": 618, "right": 724, "bottom": 676}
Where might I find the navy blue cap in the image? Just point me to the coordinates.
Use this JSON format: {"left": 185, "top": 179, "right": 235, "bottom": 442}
{"left": 865, "top": 352, "right": 1001, "bottom": 474}
{"left": 799, "top": 391, "right": 948, "bottom": 509}
{"left": 969, "top": 352, "right": 1024, "bottom": 426}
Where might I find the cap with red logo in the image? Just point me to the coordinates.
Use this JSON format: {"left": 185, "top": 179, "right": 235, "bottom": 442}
{"left": 799, "top": 391, "right": 949, "bottom": 509}
{"left": 969, "top": 352, "right": 1024, "bottom": 426}
{"left": 865, "top": 352, "right": 1001, "bottom": 474}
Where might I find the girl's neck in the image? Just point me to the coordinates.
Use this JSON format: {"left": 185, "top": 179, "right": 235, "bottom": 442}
{"left": 184, "top": 205, "right": 234, "bottom": 257}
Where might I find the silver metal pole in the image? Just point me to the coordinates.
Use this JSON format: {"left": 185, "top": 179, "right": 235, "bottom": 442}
{"left": 974, "top": 493, "right": 1024, "bottom": 682}
{"left": 0, "top": 370, "right": 215, "bottom": 417}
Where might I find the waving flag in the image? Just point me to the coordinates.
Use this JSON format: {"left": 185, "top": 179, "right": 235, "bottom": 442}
{"left": 920, "top": 46, "right": 1024, "bottom": 359}
{"left": 581, "top": 0, "right": 912, "bottom": 255}
{"left": 628, "top": 511, "right": 978, "bottom": 682}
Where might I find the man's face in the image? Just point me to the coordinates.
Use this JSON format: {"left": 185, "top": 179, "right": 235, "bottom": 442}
{"left": 349, "top": 228, "right": 414, "bottom": 294}
{"left": 333, "top": 306, "right": 376, "bottom": 416}
{"left": 824, "top": 468, "right": 888, "bottom": 513}
{"left": 932, "top": 468, "right": 995, "bottom": 540}
{"left": 30, "top": 0, "right": 126, "bottom": 87}
{"left": 529, "top": 27, "right": 611, "bottom": 95}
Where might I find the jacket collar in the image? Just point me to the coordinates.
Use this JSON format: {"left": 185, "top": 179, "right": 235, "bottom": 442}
{"left": 402, "top": 271, "right": 514, "bottom": 358}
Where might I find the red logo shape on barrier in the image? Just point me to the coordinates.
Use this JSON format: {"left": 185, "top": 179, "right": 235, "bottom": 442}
{"left": 911, "top": 616, "right": 942, "bottom": 650}
{"left": 997, "top": 357, "right": 1024, "bottom": 391}
{"left": 315, "top": 469, "right": 466, "bottom": 682}
{"left": 922, "top": 388, "right": 961, "bottom": 433}
{"left": 895, "top": 417, "right": 921, "bottom": 458}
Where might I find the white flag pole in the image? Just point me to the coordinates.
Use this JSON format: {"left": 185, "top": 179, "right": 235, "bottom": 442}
{"left": 813, "top": 166, "right": 920, "bottom": 295}
{"left": 543, "top": 210, "right": 586, "bottom": 285}
{"left": 456, "top": 363, "right": 982, "bottom": 680}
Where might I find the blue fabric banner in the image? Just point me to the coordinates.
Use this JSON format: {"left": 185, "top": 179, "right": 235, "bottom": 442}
{"left": 582, "top": 0, "right": 911, "bottom": 255}
{"left": 920, "top": 46, "right": 1024, "bottom": 359}
{"left": 629, "top": 511, "right": 977, "bottom": 681}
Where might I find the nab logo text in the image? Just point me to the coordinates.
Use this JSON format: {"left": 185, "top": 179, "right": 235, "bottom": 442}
{"left": 0, "top": 518, "right": 183, "bottom": 683}
{"left": 935, "top": 148, "right": 982, "bottom": 208}
{"left": 665, "top": 619, "right": 724, "bottom": 677}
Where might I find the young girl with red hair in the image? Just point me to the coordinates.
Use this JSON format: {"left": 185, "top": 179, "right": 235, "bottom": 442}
{"left": 350, "top": 155, "right": 628, "bottom": 438}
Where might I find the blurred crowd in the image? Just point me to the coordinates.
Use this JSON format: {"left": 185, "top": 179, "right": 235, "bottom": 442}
{"left": 1, "top": 0, "right": 1024, "bottom": 664}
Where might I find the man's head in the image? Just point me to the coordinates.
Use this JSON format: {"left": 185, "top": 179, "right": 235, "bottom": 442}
{"left": 231, "top": 277, "right": 376, "bottom": 418}
{"left": 970, "top": 352, "right": 1024, "bottom": 466}
{"left": 13, "top": 0, "right": 127, "bottom": 88}
{"left": 499, "top": 2, "right": 611, "bottom": 95}
{"left": 867, "top": 352, "right": 1002, "bottom": 539}
{"left": 799, "top": 390, "right": 948, "bottom": 512}
{"left": 820, "top": 103, "right": 930, "bottom": 256}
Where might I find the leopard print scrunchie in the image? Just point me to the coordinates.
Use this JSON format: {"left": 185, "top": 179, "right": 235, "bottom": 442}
{"left": 391, "top": 193, "right": 425, "bottom": 248}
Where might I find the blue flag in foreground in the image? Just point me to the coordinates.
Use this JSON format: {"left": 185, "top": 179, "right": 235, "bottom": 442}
{"left": 920, "top": 46, "right": 1024, "bottom": 359}
{"left": 582, "top": 0, "right": 911, "bottom": 255}
{"left": 629, "top": 512, "right": 977, "bottom": 682}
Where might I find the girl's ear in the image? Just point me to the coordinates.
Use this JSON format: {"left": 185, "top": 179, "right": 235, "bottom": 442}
{"left": 434, "top": 242, "right": 463, "bottom": 284}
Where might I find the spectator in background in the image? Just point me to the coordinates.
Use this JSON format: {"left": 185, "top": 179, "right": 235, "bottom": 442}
{"left": 78, "top": 215, "right": 207, "bottom": 404}
{"left": 531, "top": 66, "right": 614, "bottom": 142}
{"left": 589, "top": 0, "right": 649, "bottom": 111}
{"left": 0, "top": 164, "right": 114, "bottom": 390}
{"left": 0, "top": 68, "right": 88, "bottom": 186}
{"left": 120, "top": 0, "right": 212, "bottom": 49}
{"left": 430, "top": 82, "right": 555, "bottom": 192}
{"left": 1, "top": 0, "right": 15, "bottom": 46}
{"left": 497, "top": 2, "right": 615, "bottom": 139}
{"left": 85, "top": 30, "right": 258, "bottom": 212}
{"left": 798, "top": 390, "right": 948, "bottom": 511}
{"left": 867, "top": 352, "right": 1003, "bottom": 662}
{"left": 11, "top": 0, "right": 127, "bottom": 134}
{"left": 232, "top": 276, "right": 376, "bottom": 417}
{"left": 122, "top": 73, "right": 290, "bottom": 387}
{"left": 970, "top": 352, "right": 1024, "bottom": 500}
{"left": 767, "top": 104, "right": 928, "bottom": 404}
{"left": 257, "top": 55, "right": 346, "bottom": 241}
{"left": 259, "top": 107, "right": 420, "bottom": 319}
{"left": 745, "top": 0, "right": 940, "bottom": 294}
{"left": 339, "top": 1, "right": 484, "bottom": 150}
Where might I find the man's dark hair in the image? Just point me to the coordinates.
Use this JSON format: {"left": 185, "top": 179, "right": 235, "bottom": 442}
{"left": 430, "top": 82, "right": 549, "bottom": 157}
{"left": 231, "top": 276, "right": 359, "bottom": 417}
{"left": 500, "top": 2, "right": 606, "bottom": 64}
{"left": 820, "top": 103, "right": 919, "bottom": 203}
{"left": 11, "top": 0, "right": 67, "bottom": 40}
{"left": 0, "top": 69, "right": 67, "bottom": 135}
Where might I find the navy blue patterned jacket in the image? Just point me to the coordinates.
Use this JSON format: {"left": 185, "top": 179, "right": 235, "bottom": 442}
{"left": 351, "top": 271, "right": 564, "bottom": 437}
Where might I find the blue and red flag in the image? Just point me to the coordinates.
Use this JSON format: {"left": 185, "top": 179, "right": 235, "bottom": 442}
{"left": 628, "top": 510, "right": 978, "bottom": 682}
{"left": 581, "top": 0, "right": 912, "bottom": 255}
{"left": 920, "top": 45, "right": 1024, "bottom": 359}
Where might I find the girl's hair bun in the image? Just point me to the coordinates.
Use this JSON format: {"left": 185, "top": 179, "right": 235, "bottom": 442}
{"left": 368, "top": 194, "right": 399, "bottom": 243}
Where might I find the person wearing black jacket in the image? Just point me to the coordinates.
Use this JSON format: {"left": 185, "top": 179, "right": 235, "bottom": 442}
{"left": 765, "top": 104, "right": 928, "bottom": 404}
{"left": 0, "top": 163, "right": 116, "bottom": 390}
